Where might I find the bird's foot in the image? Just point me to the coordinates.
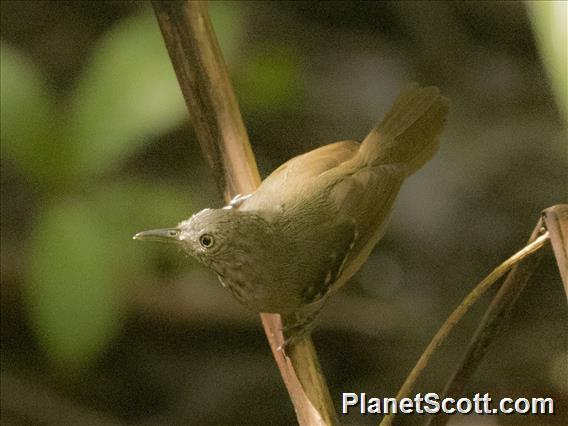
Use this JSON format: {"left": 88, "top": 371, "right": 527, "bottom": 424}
{"left": 278, "top": 313, "right": 317, "bottom": 352}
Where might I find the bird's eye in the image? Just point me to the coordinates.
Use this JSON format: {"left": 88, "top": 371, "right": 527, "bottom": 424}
{"left": 199, "top": 234, "right": 214, "bottom": 248}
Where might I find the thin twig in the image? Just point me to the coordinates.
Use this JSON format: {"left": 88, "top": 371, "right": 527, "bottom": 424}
{"left": 151, "top": 1, "right": 337, "bottom": 424}
{"left": 380, "top": 231, "right": 550, "bottom": 426}
{"left": 542, "top": 205, "right": 568, "bottom": 294}
{"left": 429, "top": 205, "right": 567, "bottom": 426}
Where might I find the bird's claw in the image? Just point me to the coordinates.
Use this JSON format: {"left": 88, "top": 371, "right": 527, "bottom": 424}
{"left": 279, "top": 320, "right": 313, "bottom": 352}
{"left": 276, "top": 335, "right": 299, "bottom": 353}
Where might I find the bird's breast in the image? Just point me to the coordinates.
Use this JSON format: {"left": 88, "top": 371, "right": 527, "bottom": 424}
{"left": 218, "top": 274, "right": 254, "bottom": 305}
{"left": 215, "top": 258, "right": 299, "bottom": 314}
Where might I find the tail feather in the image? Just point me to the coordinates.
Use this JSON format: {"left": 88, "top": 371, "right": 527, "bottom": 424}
{"left": 358, "top": 84, "right": 449, "bottom": 175}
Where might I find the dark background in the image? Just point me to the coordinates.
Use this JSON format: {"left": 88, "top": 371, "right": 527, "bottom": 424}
{"left": 1, "top": 1, "right": 566, "bottom": 425}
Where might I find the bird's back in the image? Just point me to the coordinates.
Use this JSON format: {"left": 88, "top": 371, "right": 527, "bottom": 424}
{"left": 239, "top": 84, "right": 448, "bottom": 302}
{"left": 239, "top": 140, "right": 360, "bottom": 212}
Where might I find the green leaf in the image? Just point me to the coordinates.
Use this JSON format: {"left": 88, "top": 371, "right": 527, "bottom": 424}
{"left": 27, "top": 200, "right": 123, "bottom": 368}
{"left": 68, "top": 8, "right": 187, "bottom": 178}
{"left": 25, "top": 181, "right": 196, "bottom": 367}
{"left": 527, "top": 1, "right": 568, "bottom": 122}
{"left": 0, "top": 42, "right": 69, "bottom": 186}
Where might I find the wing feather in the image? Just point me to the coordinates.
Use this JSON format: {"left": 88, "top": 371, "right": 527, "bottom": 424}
{"left": 240, "top": 140, "right": 359, "bottom": 211}
{"left": 328, "top": 164, "right": 405, "bottom": 291}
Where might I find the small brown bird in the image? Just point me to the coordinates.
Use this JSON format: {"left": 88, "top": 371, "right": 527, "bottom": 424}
{"left": 135, "top": 84, "right": 449, "bottom": 345}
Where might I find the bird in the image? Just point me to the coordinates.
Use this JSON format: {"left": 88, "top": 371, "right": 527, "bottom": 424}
{"left": 134, "top": 84, "right": 449, "bottom": 347}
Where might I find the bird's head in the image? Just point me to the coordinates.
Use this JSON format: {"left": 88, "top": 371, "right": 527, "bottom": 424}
{"left": 134, "top": 208, "right": 271, "bottom": 272}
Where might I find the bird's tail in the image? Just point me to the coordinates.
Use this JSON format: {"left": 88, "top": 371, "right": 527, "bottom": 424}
{"left": 358, "top": 84, "right": 449, "bottom": 176}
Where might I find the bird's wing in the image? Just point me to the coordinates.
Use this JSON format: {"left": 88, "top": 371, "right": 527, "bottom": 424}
{"left": 299, "top": 219, "right": 358, "bottom": 305}
{"left": 239, "top": 140, "right": 359, "bottom": 211}
{"left": 325, "top": 163, "right": 406, "bottom": 292}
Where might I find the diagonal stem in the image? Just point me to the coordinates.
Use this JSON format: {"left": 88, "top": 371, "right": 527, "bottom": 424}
{"left": 151, "top": 1, "right": 337, "bottom": 424}
{"left": 429, "top": 205, "right": 566, "bottom": 426}
{"left": 380, "top": 231, "right": 550, "bottom": 426}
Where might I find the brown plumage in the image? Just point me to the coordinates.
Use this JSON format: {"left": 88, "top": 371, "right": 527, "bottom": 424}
{"left": 135, "top": 84, "right": 450, "bottom": 345}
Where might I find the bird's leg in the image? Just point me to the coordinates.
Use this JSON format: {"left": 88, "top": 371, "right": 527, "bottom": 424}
{"left": 279, "top": 304, "right": 324, "bottom": 351}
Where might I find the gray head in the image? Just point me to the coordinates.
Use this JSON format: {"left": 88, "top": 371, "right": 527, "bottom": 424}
{"left": 134, "top": 208, "right": 271, "bottom": 273}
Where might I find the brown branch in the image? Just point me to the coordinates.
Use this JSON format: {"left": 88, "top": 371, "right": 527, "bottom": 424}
{"left": 544, "top": 205, "right": 568, "bottom": 294}
{"left": 429, "top": 204, "right": 567, "bottom": 426}
{"left": 380, "top": 229, "right": 550, "bottom": 426}
{"left": 151, "top": 1, "right": 337, "bottom": 424}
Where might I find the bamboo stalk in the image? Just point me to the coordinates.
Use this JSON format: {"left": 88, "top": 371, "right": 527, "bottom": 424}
{"left": 151, "top": 2, "right": 337, "bottom": 424}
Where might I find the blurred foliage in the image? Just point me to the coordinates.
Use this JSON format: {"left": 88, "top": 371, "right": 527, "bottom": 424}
{"left": 1, "top": 2, "right": 310, "bottom": 366}
{"left": 0, "top": 2, "right": 305, "bottom": 369}
{"left": 0, "top": 6, "right": 204, "bottom": 368}
{"left": 526, "top": 1, "right": 568, "bottom": 123}
{"left": 67, "top": 11, "right": 186, "bottom": 178}
{"left": 25, "top": 183, "right": 193, "bottom": 367}
{"left": 0, "top": 42, "right": 61, "bottom": 186}
{"left": 1, "top": 1, "right": 566, "bottom": 424}
{"left": 237, "top": 44, "right": 306, "bottom": 113}
{"left": 208, "top": 0, "right": 244, "bottom": 64}
{"left": 27, "top": 199, "right": 121, "bottom": 367}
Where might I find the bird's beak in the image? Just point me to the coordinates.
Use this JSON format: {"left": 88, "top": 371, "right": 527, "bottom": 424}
{"left": 133, "top": 228, "right": 181, "bottom": 244}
